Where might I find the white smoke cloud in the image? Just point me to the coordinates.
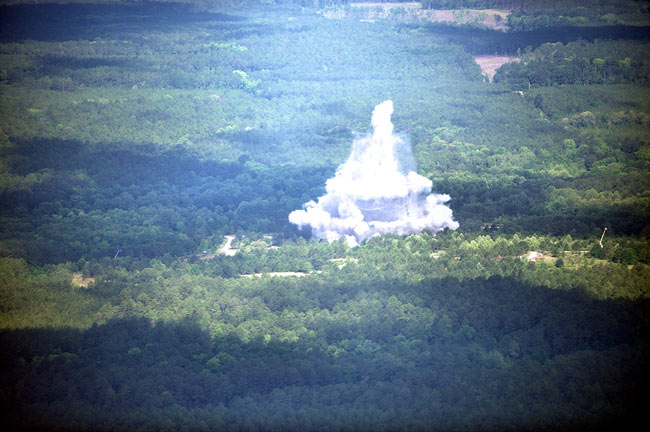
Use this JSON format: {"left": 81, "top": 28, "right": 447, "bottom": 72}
{"left": 289, "top": 100, "right": 459, "bottom": 246}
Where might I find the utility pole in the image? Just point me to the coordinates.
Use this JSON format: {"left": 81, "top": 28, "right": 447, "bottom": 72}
{"left": 599, "top": 227, "right": 607, "bottom": 248}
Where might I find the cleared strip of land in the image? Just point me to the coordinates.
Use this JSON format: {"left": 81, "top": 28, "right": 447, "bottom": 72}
{"left": 343, "top": 3, "right": 511, "bottom": 30}
{"left": 474, "top": 55, "right": 520, "bottom": 80}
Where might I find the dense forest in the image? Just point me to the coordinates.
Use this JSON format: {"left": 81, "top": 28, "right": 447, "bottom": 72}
{"left": 0, "top": 1, "right": 649, "bottom": 430}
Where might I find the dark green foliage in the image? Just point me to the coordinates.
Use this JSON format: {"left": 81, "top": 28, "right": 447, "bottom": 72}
{"left": 0, "top": 137, "right": 332, "bottom": 263}
{"left": 0, "top": 2, "right": 649, "bottom": 430}
{"left": 495, "top": 39, "right": 650, "bottom": 87}
{"left": 506, "top": 1, "right": 650, "bottom": 31}
{"left": 412, "top": 21, "right": 649, "bottom": 56}
{"left": 1, "top": 276, "right": 648, "bottom": 430}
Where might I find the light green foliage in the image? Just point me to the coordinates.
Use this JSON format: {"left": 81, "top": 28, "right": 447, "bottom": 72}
{"left": 233, "top": 70, "right": 261, "bottom": 93}
{"left": 0, "top": 2, "right": 648, "bottom": 430}
{"left": 0, "top": 258, "right": 101, "bottom": 329}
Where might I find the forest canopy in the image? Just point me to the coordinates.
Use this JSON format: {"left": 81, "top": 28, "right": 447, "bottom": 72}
{"left": 0, "top": 1, "right": 648, "bottom": 430}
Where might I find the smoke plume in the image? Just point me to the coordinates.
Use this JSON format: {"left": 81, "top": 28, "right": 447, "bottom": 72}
{"left": 289, "top": 100, "right": 459, "bottom": 246}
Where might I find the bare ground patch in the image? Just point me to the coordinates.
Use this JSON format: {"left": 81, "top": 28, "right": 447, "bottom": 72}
{"left": 425, "top": 8, "right": 510, "bottom": 30}
{"left": 341, "top": 3, "right": 511, "bottom": 31}
{"left": 72, "top": 273, "right": 95, "bottom": 287}
{"left": 198, "top": 235, "right": 238, "bottom": 261}
{"left": 240, "top": 271, "right": 321, "bottom": 278}
{"left": 474, "top": 55, "right": 519, "bottom": 81}
{"left": 220, "top": 235, "right": 237, "bottom": 256}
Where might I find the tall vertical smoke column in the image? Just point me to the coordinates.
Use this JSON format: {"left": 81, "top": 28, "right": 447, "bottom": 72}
{"left": 289, "top": 100, "right": 459, "bottom": 246}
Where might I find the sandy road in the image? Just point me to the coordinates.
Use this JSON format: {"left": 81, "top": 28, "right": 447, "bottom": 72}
{"left": 221, "top": 235, "right": 237, "bottom": 256}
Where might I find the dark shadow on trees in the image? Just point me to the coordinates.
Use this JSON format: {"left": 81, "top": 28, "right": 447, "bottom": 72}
{"left": 436, "top": 175, "right": 649, "bottom": 236}
{"left": 0, "top": 275, "right": 648, "bottom": 430}
{"left": 0, "top": 3, "right": 261, "bottom": 42}
{"left": 412, "top": 22, "right": 650, "bottom": 55}
{"left": 0, "top": 138, "right": 329, "bottom": 263}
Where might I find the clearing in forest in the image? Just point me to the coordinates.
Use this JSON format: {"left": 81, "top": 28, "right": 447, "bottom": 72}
{"left": 71, "top": 273, "right": 95, "bottom": 287}
{"left": 474, "top": 55, "right": 519, "bottom": 81}
{"left": 220, "top": 235, "right": 237, "bottom": 256}
{"left": 198, "top": 235, "right": 238, "bottom": 260}
{"left": 343, "top": 3, "right": 510, "bottom": 30}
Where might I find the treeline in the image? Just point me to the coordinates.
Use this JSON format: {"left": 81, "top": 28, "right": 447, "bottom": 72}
{"left": 1, "top": 0, "right": 647, "bottom": 17}
{"left": 414, "top": 21, "right": 649, "bottom": 56}
{"left": 3, "top": 225, "right": 649, "bottom": 335}
{"left": 494, "top": 39, "right": 650, "bottom": 88}
{"left": 507, "top": 1, "right": 650, "bottom": 30}
{"left": 2, "top": 228, "right": 649, "bottom": 331}
{"left": 422, "top": 0, "right": 648, "bottom": 10}
{"left": 307, "top": 0, "right": 648, "bottom": 12}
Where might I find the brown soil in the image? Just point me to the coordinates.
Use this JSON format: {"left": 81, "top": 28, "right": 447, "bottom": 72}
{"left": 72, "top": 273, "right": 95, "bottom": 287}
{"left": 345, "top": 3, "right": 511, "bottom": 31}
{"left": 474, "top": 55, "right": 519, "bottom": 80}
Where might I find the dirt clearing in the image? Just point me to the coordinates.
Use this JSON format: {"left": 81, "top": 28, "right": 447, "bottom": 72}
{"left": 72, "top": 273, "right": 95, "bottom": 287}
{"left": 343, "top": 4, "right": 511, "bottom": 31}
{"left": 474, "top": 55, "right": 519, "bottom": 81}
